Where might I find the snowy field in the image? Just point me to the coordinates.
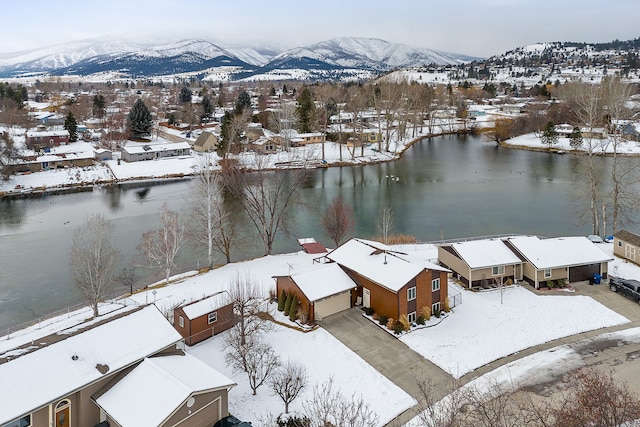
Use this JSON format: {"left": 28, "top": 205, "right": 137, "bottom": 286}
{"left": 506, "top": 132, "right": 640, "bottom": 155}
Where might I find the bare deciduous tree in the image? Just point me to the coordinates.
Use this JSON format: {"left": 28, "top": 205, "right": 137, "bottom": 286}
{"left": 116, "top": 263, "right": 138, "bottom": 296}
{"left": 303, "top": 378, "right": 379, "bottom": 427}
{"left": 379, "top": 204, "right": 394, "bottom": 245}
{"left": 321, "top": 197, "right": 354, "bottom": 247}
{"left": 138, "top": 204, "right": 185, "bottom": 284}
{"left": 70, "top": 214, "right": 120, "bottom": 318}
{"left": 221, "top": 156, "right": 310, "bottom": 255}
{"left": 271, "top": 359, "right": 307, "bottom": 414}
{"left": 415, "top": 375, "right": 467, "bottom": 427}
{"left": 226, "top": 272, "right": 268, "bottom": 346}
{"left": 225, "top": 329, "right": 280, "bottom": 395}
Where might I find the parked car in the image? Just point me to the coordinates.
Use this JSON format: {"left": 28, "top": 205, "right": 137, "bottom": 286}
{"left": 587, "top": 234, "right": 604, "bottom": 243}
{"left": 609, "top": 276, "right": 640, "bottom": 304}
{"left": 213, "top": 415, "right": 252, "bottom": 427}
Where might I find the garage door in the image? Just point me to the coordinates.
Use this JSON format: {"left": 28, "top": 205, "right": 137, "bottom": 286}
{"left": 568, "top": 264, "right": 600, "bottom": 284}
{"left": 315, "top": 291, "right": 351, "bottom": 320}
{"left": 169, "top": 397, "right": 220, "bottom": 427}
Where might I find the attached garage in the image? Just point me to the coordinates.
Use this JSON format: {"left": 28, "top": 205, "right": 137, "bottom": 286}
{"left": 568, "top": 263, "right": 601, "bottom": 284}
{"left": 314, "top": 291, "right": 352, "bottom": 321}
{"left": 274, "top": 263, "right": 356, "bottom": 323}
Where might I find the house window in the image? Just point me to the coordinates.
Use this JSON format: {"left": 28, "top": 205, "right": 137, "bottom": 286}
{"left": 432, "top": 278, "right": 440, "bottom": 292}
{"left": 2, "top": 414, "right": 31, "bottom": 427}
{"left": 407, "top": 287, "right": 416, "bottom": 301}
{"left": 432, "top": 302, "right": 441, "bottom": 314}
{"left": 178, "top": 316, "right": 184, "bottom": 328}
{"left": 208, "top": 311, "right": 218, "bottom": 324}
{"left": 408, "top": 312, "right": 416, "bottom": 323}
{"left": 618, "top": 241, "right": 622, "bottom": 247}
{"left": 492, "top": 265, "right": 505, "bottom": 276}
{"left": 544, "top": 269, "right": 552, "bottom": 278}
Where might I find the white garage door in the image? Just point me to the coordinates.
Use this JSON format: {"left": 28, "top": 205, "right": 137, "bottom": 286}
{"left": 315, "top": 291, "right": 351, "bottom": 320}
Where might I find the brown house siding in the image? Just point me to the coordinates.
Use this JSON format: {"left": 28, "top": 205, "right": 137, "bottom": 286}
{"left": 275, "top": 277, "right": 313, "bottom": 322}
{"left": 175, "top": 304, "right": 235, "bottom": 346}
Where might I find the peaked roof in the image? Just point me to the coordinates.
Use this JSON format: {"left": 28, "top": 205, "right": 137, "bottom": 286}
{"left": 0, "top": 305, "right": 182, "bottom": 425}
{"left": 193, "top": 130, "right": 218, "bottom": 148}
{"left": 326, "top": 238, "right": 447, "bottom": 292}
{"left": 180, "top": 292, "right": 229, "bottom": 320}
{"left": 506, "top": 236, "right": 613, "bottom": 270}
{"left": 448, "top": 239, "right": 523, "bottom": 269}
{"left": 286, "top": 263, "right": 356, "bottom": 302}
{"left": 95, "top": 354, "right": 235, "bottom": 427}
{"left": 614, "top": 230, "right": 640, "bottom": 248}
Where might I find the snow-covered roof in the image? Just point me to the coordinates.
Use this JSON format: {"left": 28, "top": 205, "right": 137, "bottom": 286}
{"left": 327, "top": 238, "right": 446, "bottom": 292}
{"left": 288, "top": 263, "right": 355, "bottom": 302}
{"left": 0, "top": 305, "right": 182, "bottom": 425}
{"left": 122, "top": 141, "right": 191, "bottom": 155}
{"left": 95, "top": 354, "right": 235, "bottom": 427}
{"left": 506, "top": 236, "right": 613, "bottom": 269}
{"left": 450, "top": 239, "right": 523, "bottom": 269}
{"left": 181, "top": 292, "right": 229, "bottom": 320}
{"left": 26, "top": 130, "right": 69, "bottom": 138}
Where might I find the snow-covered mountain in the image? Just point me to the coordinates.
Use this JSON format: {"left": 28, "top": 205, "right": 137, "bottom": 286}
{"left": 0, "top": 37, "right": 476, "bottom": 80}
{"left": 266, "top": 37, "right": 474, "bottom": 71}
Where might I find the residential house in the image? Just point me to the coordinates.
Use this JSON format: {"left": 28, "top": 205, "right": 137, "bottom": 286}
{"left": 622, "top": 122, "right": 640, "bottom": 141}
{"left": 274, "top": 263, "right": 357, "bottom": 323}
{"left": 192, "top": 131, "right": 219, "bottom": 153}
{"left": 0, "top": 304, "right": 235, "bottom": 427}
{"left": 121, "top": 141, "right": 191, "bottom": 162}
{"left": 25, "top": 129, "right": 70, "bottom": 150}
{"left": 326, "top": 238, "right": 450, "bottom": 323}
{"left": 613, "top": 230, "right": 640, "bottom": 265}
{"left": 438, "top": 239, "right": 524, "bottom": 289}
{"left": 504, "top": 236, "right": 612, "bottom": 288}
{"left": 297, "top": 132, "right": 326, "bottom": 145}
{"left": 250, "top": 136, "right": 278, "bottom": 154}
{"left": 174, "top": 292, "right": 235, "bottom": 346}
{"left": 297, "top": 237, "right": 328, "bottom": 254}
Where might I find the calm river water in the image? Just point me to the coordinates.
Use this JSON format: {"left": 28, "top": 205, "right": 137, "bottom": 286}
{"left": 0, "top": 135, "right": 616, "bottom": 332}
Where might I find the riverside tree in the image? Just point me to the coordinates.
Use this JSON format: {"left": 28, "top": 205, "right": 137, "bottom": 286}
{"left": 127, "top": 98, "right": 152, "bottom": 139}
{"left": 138, "top": 204, "right": 185, "bottom": 284}
{"left": 70, "top": 214, "right": 120, "bottom": 318}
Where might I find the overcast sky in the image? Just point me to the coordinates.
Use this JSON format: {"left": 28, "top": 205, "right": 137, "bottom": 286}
{"left": 3, "top": 0, "right": 638, "bottom": 58}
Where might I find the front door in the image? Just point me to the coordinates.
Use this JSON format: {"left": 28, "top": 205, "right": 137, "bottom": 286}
{"left": 363, "top": 288, "right": 371, "bottom": 308}
{"left": 55, "top": 400, "right": 70, "bottom": 427}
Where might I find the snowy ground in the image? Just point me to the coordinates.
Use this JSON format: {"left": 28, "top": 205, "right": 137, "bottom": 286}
{"left": 505, "top": 132, "right": 640, "bottom": 155}
{"left": 3, "top": 242, "right": 638, "bottom": 426}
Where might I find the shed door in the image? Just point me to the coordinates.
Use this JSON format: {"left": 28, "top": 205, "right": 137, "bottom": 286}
{"left": 626, "top": 245, "right": 636, "bottom": 261}
{"left": 363, "top": 288, "right": 371, "bottom": 308}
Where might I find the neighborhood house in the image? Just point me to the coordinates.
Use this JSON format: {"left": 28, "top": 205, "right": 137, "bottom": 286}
{"left": 613, "top": 230, "right": 640, "bottom": 266}
{"left": 174, "top": 292, "right": 235, "bottom": 346}
{"left": 0, "top": 305, "right": 235, "bottom": 427}
{"left": 121, "top": 141, "right": 191, "bottom": 162}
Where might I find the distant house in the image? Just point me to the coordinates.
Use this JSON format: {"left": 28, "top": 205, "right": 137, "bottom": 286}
{"left": 326, "top": 238, "right": 450, "bottom": 323}
{"left": 0, "top": 305, "right": 236, "bottom": 427}
{"left": 274, "top": 263, "right": 357, "bottom": 323}
{"left": 622, "top": 123, "right": 640, "bottom": 141}
{"left": 251, "top": 136, "right": 278, "bottom": 154}
{"left": 25, "top": 129, "right": 70, "bottom": 150}
{"left": 12, "top": 146, "right": 96, "bottom": 173}
{"left": 504, "top": 236, "right": 612, "bottom": 288}
{"left": 94, "top": 148, "right": 112, "bottom": 161}
{"left": 192, "top": 131, "right": 219, "bottom": 153}
{"left": 298, "top": 237, "right": 328, "bottom": 254}
{"left": 121, "top": 141, "right": 191, "bottom": 162}
{"left": 174, "top": 292, "right": 235, "bottom": 346}
{"left": 613, "top": 230, "right": 640, "bottom": 265}
{"left": 438, "top": 239, "right": 524, "bottom": 289}
{"left": 297, "top": 132, "right": 326, "bottom": 145}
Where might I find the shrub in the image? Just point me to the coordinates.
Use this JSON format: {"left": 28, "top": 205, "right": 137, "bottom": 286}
{"left": 443, "top": 299, "right": 451, "bottom": 313}
{"left": 398, "top": 314, "right": 410, "bottom": 331}
{"left": 277, "top": 290, "right": 287, "bottom": 311}
{"left": 269, "top": 288, "right": 277, "bottom": 303}
{"left": 420, "top": 306, "right": 431, "bottom": 321}
{"left": 556, "top": 279, "right": 564, "bottom": 288}
{"left": 416, "top": 315, "right": 425, "bottom": 325}
{"left": 362, "top": 306, "right": 374, "bottom": 316}
{"left": 378, "top": 315, "right": 388, "bottom": 326}
{"left": 283, "top": 293, "right": 293, "bottom": 314}
{"left": 277, "top": 415, "right": 311, "bottom": 427}
{"left": 393, "top": 320, "right": 405, "bottom": 335}
{"left": 372, "top": 312, "right": 379, "bottom": 321}
{"left": 299, "top": 308, "right": 309, "bottom": 324}
{"left": 546, "top": 280, "right": 555, "bottom": 289}
{"left": 386, "top": 318, "right": 395, "bottom": 330}
{"left": 288, "top": 295, "right": 298, "bottom": 321}
{"left": 434, "top": 307, "right": 441, "bottom": 318}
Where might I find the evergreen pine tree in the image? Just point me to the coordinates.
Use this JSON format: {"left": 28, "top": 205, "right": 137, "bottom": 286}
{"left": 64, "top": 112, "right": 78, "bottom": 142}
{"left": 296, "top": 87, "right": 316, "bottom": 133}
{"left": 201, "top": 95, "right": 213, "bottom": 121}
{"left": 569, "top": 126, "right": 583, "bottom": 148}
{"left": 127, "top": 99, "right": 153, "bottom": 140}
{"left": 235, "top": 90, "right": 251, "bottom": 115}
{"left": 278, "top": 290, "right": 287, "bottom": 312}
{"left": 92, "top": 94, "right": 106, "bottom": 119}
{"left": 541, "top": 121, "right": 559, "bottom": 148}
{"left": 178, "top": 86, "right": 192, "bottom": 104}
{"left": 288, "top": 295, "right": 298, "bottom": 321}
{"left": 283, "top": 292, "right": 293, "bottom": 315}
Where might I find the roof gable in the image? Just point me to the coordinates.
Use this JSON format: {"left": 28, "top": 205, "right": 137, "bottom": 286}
{"left": 0, "top": 305, "right": 182, "bottom": 425}
{"left": 614, "top": 230, "right": 640, "bottom": 248}
{"left": 449, "top": 239, "right": 523, "bottom": 269}
{"left": 506, "top": 236, "right": 613, "bottom": 269}
{"left": 181, "top": 292, "right": 229, "bottom": 320}
{"left": 289, "top": 263, "right": 355, "bottom": 302}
